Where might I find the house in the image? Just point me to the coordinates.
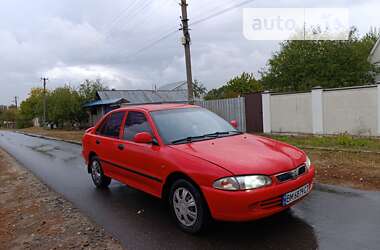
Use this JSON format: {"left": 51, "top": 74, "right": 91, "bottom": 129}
{"left": 369, "top": 38, "right": 380, "bottom": 83}
{"left": 84, "top": 89, "right": 188, "bottom": 125}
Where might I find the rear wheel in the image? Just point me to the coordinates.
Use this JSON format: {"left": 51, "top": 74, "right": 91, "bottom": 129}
{"left": 90, "top": 156, "right": 111, "bottom": 188}
{"left": 169, "top": 179, "right": 210, "bottom": 234}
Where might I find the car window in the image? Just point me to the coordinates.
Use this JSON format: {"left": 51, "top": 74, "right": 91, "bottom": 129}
{"left": 123, "top": 111, "right": 153, "bottom": 141}
{"left": 97, "top": 112, "right": 125, "bottom": 138}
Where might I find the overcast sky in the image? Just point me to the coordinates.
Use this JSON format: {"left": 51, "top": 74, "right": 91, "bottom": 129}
{"left": 0, "top": 0, "right": 379, "bottom": 105}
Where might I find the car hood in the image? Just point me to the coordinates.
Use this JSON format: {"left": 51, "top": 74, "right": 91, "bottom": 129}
{"left": 169, "top": 134, "right": 306, "bottom": 176}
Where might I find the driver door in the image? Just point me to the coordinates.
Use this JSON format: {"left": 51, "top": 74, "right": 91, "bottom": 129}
{"left": 115, "top": 111, "right": 163, "bottom": 197}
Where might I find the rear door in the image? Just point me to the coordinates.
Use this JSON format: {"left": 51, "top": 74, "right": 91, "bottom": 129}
{"left": 92, "top": 111, "right": 126, "bottom": 177}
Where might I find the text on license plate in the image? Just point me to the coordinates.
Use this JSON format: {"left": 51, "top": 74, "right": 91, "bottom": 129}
{"left": 282, "top": 184, "right": 309, "bottom": 206}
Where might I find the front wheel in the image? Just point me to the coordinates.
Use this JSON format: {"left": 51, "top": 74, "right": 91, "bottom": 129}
{"left": 169, "top": 179, "right": 210, "bottom": 234}
{"left": 90, "top": 156, "right": 111, "bottom": 188}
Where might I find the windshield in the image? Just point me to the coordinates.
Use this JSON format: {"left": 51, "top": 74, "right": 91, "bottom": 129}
{"left": 151, "top": 108, "right": 238, "bottom": 144}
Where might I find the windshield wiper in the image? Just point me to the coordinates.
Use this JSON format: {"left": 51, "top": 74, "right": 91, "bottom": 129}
{"left": 172, "top": 131, "right": 243, "bottom": 144}
{"left": 203, "top": 131, "right": 229, "bottom": 137}
{"left": 204, "top": 131, "right": 243, "bottom": 137}
{"left": 171, "top": 135, "right": 209, "bottom": 145}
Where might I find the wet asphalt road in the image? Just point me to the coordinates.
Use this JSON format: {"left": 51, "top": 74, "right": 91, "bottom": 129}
{"left": 0, "top": 131, "right": 380, "bottom": 250}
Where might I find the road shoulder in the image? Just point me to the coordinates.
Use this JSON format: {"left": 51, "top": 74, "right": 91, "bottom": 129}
{"left": 0, "top": 148, "right": 123, "bottom": 250}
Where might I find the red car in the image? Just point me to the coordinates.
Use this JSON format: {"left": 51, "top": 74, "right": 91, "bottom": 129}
{"left": 82, "top": 104, "right": 315, "bottom": 233}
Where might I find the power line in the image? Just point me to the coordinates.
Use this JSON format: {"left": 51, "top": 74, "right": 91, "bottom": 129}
{"left": 102, "top": 0, "right": 140, "bottom": 35}
{"left": 190, "top": 0, "right": 240, "bottom": 21}
{"left": 123, "top": 30, "right": 180, "bottom": 60}
{"left": 125, "top": 0, "right": 173, "bottom": 35}
{"left": 103, "top": 0, "right": 153, "bottom": 40}
{"left": 120, "top": 0, "right": 256, "bottom": 61}
{"left": 190, "top": 0, "right": 256, "bottom": 27}
{"left": 120, "top": 0, "right": 153, "bottom": 32}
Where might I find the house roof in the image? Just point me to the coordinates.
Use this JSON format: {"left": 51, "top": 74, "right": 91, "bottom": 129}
{"left": 97, "top": 90, "right": 188, "bottom": 104}
{"left": 158, "top": 81, "right": 187, "bottom": 91}
{"left": 83, "top": 98, "right": 128, "bottom": 108}
{"left": 119, "top": 103, "right": 197, "bottom": 112}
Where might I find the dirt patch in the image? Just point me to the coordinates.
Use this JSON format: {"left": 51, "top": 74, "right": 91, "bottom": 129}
{"left": 0, "top": 149, "right": 123, "bottom": 250}
{"left": 306, "top": 149, "right": 380, "bottom": 191}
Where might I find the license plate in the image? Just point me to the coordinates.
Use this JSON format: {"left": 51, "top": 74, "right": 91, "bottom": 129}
{"left": 282, "top": 184, "right": 309, "bottom": 206}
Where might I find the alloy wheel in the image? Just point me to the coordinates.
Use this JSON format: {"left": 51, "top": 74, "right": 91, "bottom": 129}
{"left": 172, "top": 187, "right": 198, "bottom": 227}
{"left": 91, "top": 160, "right": 102, "bottom": 184}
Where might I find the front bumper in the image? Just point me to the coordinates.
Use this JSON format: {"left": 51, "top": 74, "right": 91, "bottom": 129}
{"left": 201, "top": 166, "right": 315, "bottom": 221}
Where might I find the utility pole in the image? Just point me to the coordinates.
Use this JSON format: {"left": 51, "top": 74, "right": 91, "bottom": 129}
{"left": 12, "top": 96, "right": 18, "bottom": 109}
{"left": 180, "top": 0, "right": 194, "bottom": 103}
{"left": 41, "top": 77, "right": 48, "bottom": 126}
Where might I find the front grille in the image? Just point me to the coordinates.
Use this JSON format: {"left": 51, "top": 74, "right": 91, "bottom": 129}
{"left": 276, "top": 165, "right": 306, "bottom": 183}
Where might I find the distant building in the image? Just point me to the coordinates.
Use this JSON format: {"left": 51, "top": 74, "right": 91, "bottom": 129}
{"left": 369, "top": 38, "right": 380, "bottom": 83}
{"left": 84, "top": 88, "right": 188, "bottom": 125}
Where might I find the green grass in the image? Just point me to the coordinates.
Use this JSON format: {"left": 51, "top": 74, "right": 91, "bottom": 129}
{"left": 264, "top": 134, "right": 380, "bottom": 152}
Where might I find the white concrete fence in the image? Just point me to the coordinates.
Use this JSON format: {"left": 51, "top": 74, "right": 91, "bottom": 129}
{"left": 262, "top": 84, "right": 380, "bottom": 136}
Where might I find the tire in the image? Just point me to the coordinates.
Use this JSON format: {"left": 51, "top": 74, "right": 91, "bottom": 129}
{"left": 89, "top": 156, "right": 111, "bottom": 189}
{"left": 169, "top": 179, "right": 210, "bottom": 234}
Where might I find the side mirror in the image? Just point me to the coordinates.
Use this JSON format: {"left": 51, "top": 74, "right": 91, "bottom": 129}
{"left": 133, "top": 132, "right": 153, "bottom": 144}
{"left": 230, "top": 120, "right": 238, "bottom": 128}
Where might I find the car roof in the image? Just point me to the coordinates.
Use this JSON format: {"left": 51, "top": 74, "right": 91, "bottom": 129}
{"left": 116, "top": 103, "right": 199, "bottom": 112}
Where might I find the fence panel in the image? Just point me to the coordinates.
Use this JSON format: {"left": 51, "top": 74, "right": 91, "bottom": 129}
{"left": 323, "top": 86, "right": 377, "bottom": 136}
{"left": 195, "top": 97, "right": 246, "bottom": 132}
{"left": 270, "top": 92, "right": 313, "bottom": 133}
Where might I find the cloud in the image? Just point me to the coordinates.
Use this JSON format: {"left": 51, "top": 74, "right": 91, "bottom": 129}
{"left": 0, "top": 0, "right": 379, "bottom": 104}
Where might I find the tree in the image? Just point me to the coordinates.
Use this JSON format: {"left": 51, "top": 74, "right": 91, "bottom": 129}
{"left": 78, "top": 79, "right": 108, "bottom": 104}
{"left": 205, "top": 72, "right": 262, "bottom": 100}
{"left": 193, "top": 80, "right": 207, "bottom": 98}
{"left": 260, "top": 28, "right": 380, "bottom": 92}
{"left": 18, "top": 88, "right": 46, "bottom": 122}
{"left": 0, "top": 108, "right": 17, "bottom": 122}
{"left": 48, "top": 85, "right": 82, "bottom": 127}
{"left": 16, "top": 79, "right": 109, "bottom": 129}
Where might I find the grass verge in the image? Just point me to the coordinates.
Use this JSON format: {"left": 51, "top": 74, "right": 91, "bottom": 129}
{"left": 17, "top": 127, "right": 84, "bottom": 143}
{"left": 265, "top": 134, "right": 380, "bottom": 152}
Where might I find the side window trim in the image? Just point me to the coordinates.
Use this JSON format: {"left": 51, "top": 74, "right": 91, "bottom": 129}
{"left": 119, "top": 111, "right": 128, "bottom": 140}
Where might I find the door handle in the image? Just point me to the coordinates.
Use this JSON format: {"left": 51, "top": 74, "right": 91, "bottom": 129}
{"left": 118, "top": 144, "right": 125, "bottom": 150}
{"left": 96, "top": 140, "right": 101, "bottom": 145}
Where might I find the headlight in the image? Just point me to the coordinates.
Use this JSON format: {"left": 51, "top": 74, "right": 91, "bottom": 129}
{"left": 213, "top": 175, "right": 272, "bottom": 191}
{"left": 236, "top": 175, "right": 272, "bottom": 190}
{"left": 212, "top": 177, "right": 240, "bottom": 190}
{"left": 305, "top": 156, "right": 311, "bottom": 170}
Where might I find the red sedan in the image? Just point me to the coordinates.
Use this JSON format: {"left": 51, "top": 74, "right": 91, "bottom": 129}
{"left": 82, "top": 104, "right": 315, "bottom": 233}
